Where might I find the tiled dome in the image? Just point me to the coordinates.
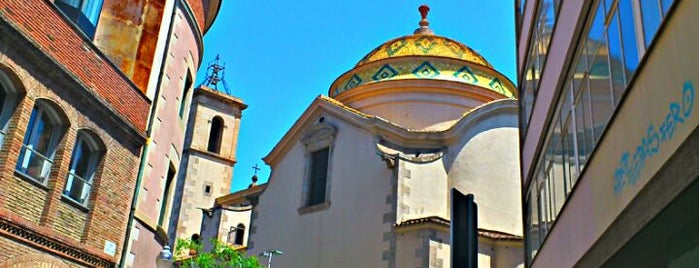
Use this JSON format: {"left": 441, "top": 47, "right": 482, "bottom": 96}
{"left": 355, "top": 35, "right": 492, "bottom": 68}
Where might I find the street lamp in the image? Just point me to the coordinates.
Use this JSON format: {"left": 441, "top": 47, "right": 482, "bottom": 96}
{"left": 155, "top": 244, "right": 173, "bottom": 268}
{"left": 259, "top": 249, "right": 283, "bottom": 268}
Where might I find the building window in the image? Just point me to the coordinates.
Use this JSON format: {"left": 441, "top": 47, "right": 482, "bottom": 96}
{"left": 234, "top": 223, "right": 245, "bottom": 245}
{"left": 63, "top": 130, "right": 103, "bottom": 206}
{"left": 179, "top": 71, "right": 193, "bottom": 119}
{"left": 520, "top": 0, "right": 562, "bottom": 137}
{"left": 207, "top": 116, "right": 223, "bottom": 154}
{"left": 523, "top": 0, "right": 676, "bottom": 262}
{"left": 299, "top": 118, "right": 336, "bottom": 212}
{"left": 16, "top": 101, "right": 66, "bottom": 184}
{"left": 158, "top": 163, "right": 176, "bottom": 227}
{"left": 307, "top": 148, "right": 329, "bottom": 206}
{"left": 0, "top": 72, "right": 20, "bottom": 146}
{"left": 204, "top": 183, "right": 212, "bottom": 196}
{"left": 54, "top": 0, "right": 104, "bottom": 39}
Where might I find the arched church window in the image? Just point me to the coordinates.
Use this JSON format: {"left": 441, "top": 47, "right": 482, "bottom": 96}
{"left": 16, "top": 100, "right": 67, "bottom": 184}
{"left": 234, "top": 223, "right": 245, "bottom": 245}
{"left": 207, "top": 116, "right": 224, "bottom": 154}
{"left": 63, "top": 130, "right": 104, "bottom": 207}
{"left": 55, "top": 0, "right": 104, "bottom": 39}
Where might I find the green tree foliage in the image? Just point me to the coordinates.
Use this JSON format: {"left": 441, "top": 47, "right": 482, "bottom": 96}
{"left": 175, "top": 238, "right": 262, "bottom": 268}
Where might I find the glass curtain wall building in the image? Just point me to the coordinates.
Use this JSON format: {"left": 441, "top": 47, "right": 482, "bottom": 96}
{"left": 517, "top": 0, "right": 698, "bottom": 267}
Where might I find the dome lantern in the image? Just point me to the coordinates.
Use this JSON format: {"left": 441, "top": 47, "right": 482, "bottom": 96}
{"left": 414, "top": 5, "right": 434, "bottom": 35}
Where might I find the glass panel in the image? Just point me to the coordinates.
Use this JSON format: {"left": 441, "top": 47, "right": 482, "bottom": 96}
{"left": 65, "top": 173, "right": 92, "bottom": 204}
{"left": 308, "top": 148, "right": 329, "bottom": 206}
{"left": 73, "top": 139, "right": 93, "bottom": 177}
{"left": 572, "top": 49, "right": 588, "bottom": 95}
{"left": 567, "top": 114, "right": 579, "bottom": 184}
{"left": 81, "top": 0, "right": 103, "bottom": 24}
{"left": 528, "top": 189, "right": 540, "bottom": 261}
{"left": 537, "top": 174, "right": 548, "bottom": 239}
{"left": 604, "top": 0, "right": 613, "bottom": 16}
{"left": 589, "top": 40, "right": 614, "bottom": 144}
{"left": 17, "top": 106, "right": 59, "bottom": 183}
{"left": 64, "top": 134, "right": 100, "bottom": 205}
{"left": 550, "top": 122, "right": 566, "bottom": 216}
{"left": 587, "top": 3, "right": 606, "bottom": 55}
{"left": 0, "top": 88, "right": 6, "bottom": 142}
{"left": 640, "top": 0, "right": 662, "bottom": 47}
{"left": 560, "top": 114, "right": 573, "bottom": 194}
{"left": 661, "top": 0, "right": 673, "bottom": 16}
{"left": 619, "top": 0, "right": 640, "bottom": 77}
{"left": 0, "top": 88, "right": 6, "bottom": 112}
{"left": 582, "top": 82, "right": 596, "bottom": 160}
{"left": 574, "top": 90, "right": 588, "bottom": 171}
{"left": 17, "top": 145, "right": 54, "bottom": 183}
{"left": 523, "top": 84, "right": 534, "bottom": 131}
{"left": 607, "top": 12, "right": 627, "bottom": 106}
{"left": 57, "top": 0, "right": 80, "bottom": 7}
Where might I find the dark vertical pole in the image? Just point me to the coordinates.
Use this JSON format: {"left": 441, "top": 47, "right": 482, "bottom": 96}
{"left": 451, "top": 188, "right": 477, "bottom": 268}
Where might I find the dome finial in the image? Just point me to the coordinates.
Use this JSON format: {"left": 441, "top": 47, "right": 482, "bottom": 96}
{"left": 414, "top": 5, "right": 434, "bottom": 35}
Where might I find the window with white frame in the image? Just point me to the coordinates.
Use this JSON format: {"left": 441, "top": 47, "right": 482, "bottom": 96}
{"left": 16, "top": 101, "right": 66, "bottom": 184}
{"left": 63, "top": 130, "right": 103, "bottom": 206}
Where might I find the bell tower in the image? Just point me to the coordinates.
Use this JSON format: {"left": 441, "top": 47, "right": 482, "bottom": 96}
{"left": 167, "top": 56, "right": 247, "bottom": 246}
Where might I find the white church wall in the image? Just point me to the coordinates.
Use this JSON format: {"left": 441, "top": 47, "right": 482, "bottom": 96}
{"left": 397, "top": 160, "right": 449, "bottom": 223}
{"left": 447, "top": 112, "right": 522, "bottom": 236}
{"left": 249, "top": 114, "right": 394, "bottom": 267}
{"left": 493, "top": 242, "right": 525, "bottom": 268}
{"left": 218, "top": 209, "right": 252, "bottom": 246}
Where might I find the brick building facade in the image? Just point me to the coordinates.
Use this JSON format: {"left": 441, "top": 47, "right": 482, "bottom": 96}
{"left": 0, "top": 0, "right": 222, "bottom": 267}
{"left": 0, "top": 0, "right": 149, "bottom": 267}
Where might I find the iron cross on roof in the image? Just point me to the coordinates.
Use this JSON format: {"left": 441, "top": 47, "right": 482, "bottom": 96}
{"left": 252, "top": 164, "right": 261, "bottom": 175}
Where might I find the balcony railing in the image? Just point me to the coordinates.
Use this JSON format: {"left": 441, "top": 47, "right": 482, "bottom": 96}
{"left": 64, "top": 171, "right": 93, "bottom": 206}
{"left": 16, "top": 144, "right": 54, "bottom": 184}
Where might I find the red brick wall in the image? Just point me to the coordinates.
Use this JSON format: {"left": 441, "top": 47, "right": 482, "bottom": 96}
{"left": 0, "top": 0, "right": 150, "bottom": 132}
{"left": 0, "top": 7, "right": 146, "bottom": 266}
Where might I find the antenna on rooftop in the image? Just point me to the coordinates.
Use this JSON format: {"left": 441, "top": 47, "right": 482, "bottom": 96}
{"left": 200, "top": 54, "right": 231, "bottom": 95}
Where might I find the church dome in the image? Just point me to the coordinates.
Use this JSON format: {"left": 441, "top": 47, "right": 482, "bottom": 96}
{"left": 355, "top": 35, "right": 492, "bottom": 68}
{"left": 327, "top": 5, "right": 517, "bottom": 130}
{"left": 329, "top": 5, "right": 515, "bottom": 100}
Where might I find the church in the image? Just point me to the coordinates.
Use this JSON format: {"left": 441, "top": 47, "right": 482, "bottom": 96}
{"left": 247, "top": 6, "right": 524, "bottom": 268}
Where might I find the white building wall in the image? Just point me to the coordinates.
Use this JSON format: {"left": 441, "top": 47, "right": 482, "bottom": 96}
{"left": 447, "top": 116, "right": 522, "bottom": 236}
{"left": 397, "top": 161, "right": 449, "bottom": 222}
{"left": 249, "top": 114, "right": 393, "bottom": 267}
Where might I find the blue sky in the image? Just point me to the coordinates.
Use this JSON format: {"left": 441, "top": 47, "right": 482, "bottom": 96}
{"left": 196, "top": 0, "right": 517, "bottom": 192}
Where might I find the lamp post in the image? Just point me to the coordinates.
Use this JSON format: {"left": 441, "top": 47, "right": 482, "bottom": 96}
{"left": 155, "top": 244, "right": 173, "bottom": 268}
{"left": 259, "top": 249, "right": 283, "bottom": 268}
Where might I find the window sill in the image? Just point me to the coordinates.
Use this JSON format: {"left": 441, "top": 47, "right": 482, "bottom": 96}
{"left": 60, "top": 195, "right": 90, "bottom": 213}
{"left": 14, "top": 170, "right": 50, "bottom": 191}
{"left": 298, "top": 201, "right": 331, "bottom": 215}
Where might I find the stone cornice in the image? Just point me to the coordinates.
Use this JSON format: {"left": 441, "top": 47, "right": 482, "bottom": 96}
{"left": 263, "top": 96, "right": 517, "bottom": 167}
{"left": 0, "top": 210, "right": 115, "bottom": 267}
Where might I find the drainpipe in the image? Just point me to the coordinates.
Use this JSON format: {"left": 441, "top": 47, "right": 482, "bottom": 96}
{"left": 119, "top": 0, "right": 179, "bottom": 266}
